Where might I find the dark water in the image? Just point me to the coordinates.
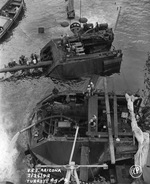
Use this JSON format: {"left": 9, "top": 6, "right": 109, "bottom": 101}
{"left": 0, "top": 0, "right": 150, "bottom": 183}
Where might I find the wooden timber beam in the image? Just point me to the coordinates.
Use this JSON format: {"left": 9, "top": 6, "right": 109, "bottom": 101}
{"left": 113, "top": 93, "right": 118, "bottom": 138}
{"left": 103, "top": 77, "right": 115, "bottom": 164}
{"left": 88, "top": 95, "right": 98, "bottom": 133}
{"left": 79, "top": 146, "right": 89, "bottom": 181}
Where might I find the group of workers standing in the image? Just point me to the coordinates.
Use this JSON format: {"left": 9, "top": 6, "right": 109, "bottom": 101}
{"left": 6, "top": 53, "right": 39, "bottom": 68}
{"left": 3, "top": 53, "right": 40, "bottom": 77}
{"left": 86, "top": 82, "right": 107, "bottom": 131}
{"left": 85, "top": 81, "right": 98, "bottom": 129}
{"left": 61, "top": 34, "right": 76, "bottom": 55}
{"left": 86, "top": 81, "right": 95, "bottom": 97}
{"left": 19, "top": 53, "right": 38, "bottom": 66}
{"left": 89, "top": 115, "right": 97, "bottom": 129}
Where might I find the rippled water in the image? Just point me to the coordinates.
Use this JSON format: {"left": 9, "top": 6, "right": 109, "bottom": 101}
{"left": 0, "top": 0, "right": 150, "bottom": 183}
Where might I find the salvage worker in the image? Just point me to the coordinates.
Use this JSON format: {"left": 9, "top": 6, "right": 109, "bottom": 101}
{"left": 32, "top": 58, "right": 36, "bottom": 64}
{"left": 19, "top": 56, "right": 23, "bottom": 65}
{"left": 32, "top": 57, "right": 37, "bottom": 64}
{"left": 87, "top": 85, "right": 91, "bottom": 97}
{"left": 34, "top": 53, "right": 38, "bottom": 61}
{"left": 8, "top": 59, "right": 16, "bottom": 68}
{"left": 12, "top": 59, "right": 17, "bottom": 67}
{"left": 8, "top": 62, "right": 12, "bottom": 68}
{"left": 89, "top": 115, "right": 97, "bottom": 128}
{"left": 30, "top": 53, "right": 34, "bottom": 64}
{"left": 19, "top": 55, "right": 26, "bottom": 65}
{"left": 90, "top": 81, "right": 95, "bottom": 95}
{"left": 23, "top": 56, "right": 27, "bottom": 65}
{"left": 95, "top": 22, "right": 99, "bottom": 32}
{"left": 31, "top": 53, "right": 38, "bottom": 64}
{"left": 26, "top": 58, "right": 30, "bottom": 65}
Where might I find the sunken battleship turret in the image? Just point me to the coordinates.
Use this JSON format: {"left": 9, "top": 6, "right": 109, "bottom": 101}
{"left": 0, "top": 22, "right": 123, "bottom": 80}
{"left": 40, "top": 22, "right": 123, "bottom": 79}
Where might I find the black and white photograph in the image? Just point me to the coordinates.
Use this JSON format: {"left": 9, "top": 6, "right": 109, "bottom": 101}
{"left": 0, "top": 0, "right": 150, "bottom": 183}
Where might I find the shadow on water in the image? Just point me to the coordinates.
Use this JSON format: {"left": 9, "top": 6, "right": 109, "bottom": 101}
{"left": 0, "top": 4, "right": 26, "bottom": 44}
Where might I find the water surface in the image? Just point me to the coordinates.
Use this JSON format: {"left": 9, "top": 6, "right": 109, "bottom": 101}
{"left": 0, "top": 0, "right": 150, "bottom": 183}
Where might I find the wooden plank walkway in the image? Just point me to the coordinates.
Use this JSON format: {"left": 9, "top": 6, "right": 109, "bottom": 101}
{"left": 103, "top": 77, "right": 115, "bottom": 164}
{"left": 79, "top": 146, "right": 89, "bottom": 181}
{"left": 113, "top": 94, "right": 118, "bottom": 138}
{"left": 88, "top": 95, "right": 98, "bottom": 133}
